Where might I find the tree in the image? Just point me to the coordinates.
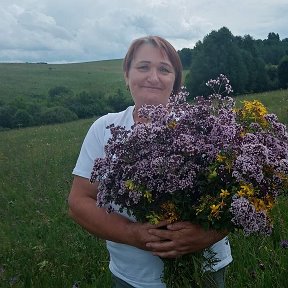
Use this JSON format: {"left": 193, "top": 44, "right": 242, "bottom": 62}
{"left": 266, "top": 64, "right": 279, "bottom": 90}
{"left": 0, "top": 105, "right": 16, "bottom": 128}
{"left": 178, "top": 48, "right": 193, "bottom": 69}
{"left": 40, "top": 106, "right": 78, "bottom": 125}
{"left": 278, "top": 55, "right": 288, "bottom": 88}
{"left": 258, "top": 33, "right": 288, "bottom": 65}
{"left": 240, "top": 50, "right": 268, "bottom": 93}
{"left": 67, "top": 91, "right": 109, "bottom": 118}
{"left": 106, "top": 89, "right": 133, "bottom": 112}
{"left": 185, "top": 27, "right": 248, "bottom": 98}
{"left": 12, "top": 109, "right": 33, "bottom": 128}
{"left": 268, "top": 32, "right": 280, "bottom": 42}
{"left": 48, "top": 86, "right": 74, "bottom": 106}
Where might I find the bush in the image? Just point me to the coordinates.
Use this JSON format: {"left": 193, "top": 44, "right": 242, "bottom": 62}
{"left": 13, "top": 109, "right": 33, "bottom": 128}
{"left": 106, "top": 89, "right": 133, "bottom": 112}
{"left": 278, "top": 55, "right": 288, "bottom": 88}
{"left": 0, "top": 105, "right": 17, "bottom": 128}
{"left": 40, "top": 106, "right": 78, "bottom": 125}
{"left": 67, "top": 91, "right": 112, "bottom": 118}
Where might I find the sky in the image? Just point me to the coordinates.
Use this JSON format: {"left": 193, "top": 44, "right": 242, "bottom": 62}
{"left": 1, "top": 0, "right": 288, "bottom": 64}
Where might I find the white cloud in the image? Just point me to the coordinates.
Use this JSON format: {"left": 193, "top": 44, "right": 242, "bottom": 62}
{"left": 0, "top": 0, "right": 287, "bottom": 63}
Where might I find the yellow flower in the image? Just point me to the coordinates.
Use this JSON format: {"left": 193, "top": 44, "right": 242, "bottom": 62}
{"left": 216, "top": 154, "right": 226, "bottom": 163}
{"left": 195, "top": 201, "right": 206, "bottom": 215}
{"left": 220, "top": 189, "right": 230, "bottom": 198}
{"left": 167, "top": 120, "right": 177, "bottom": 129}
{"left": 243, "top": 100, "right": 267, "bottom": 116}
{"left": 125, "top": 180, "right": 135, "bottom": 190}
{"left": 146, "top": 212, "right": 162, "bottom": 224}
{"left": 237, "top": 190, "right": 246, "bottom": 197}
{"left": 239, "top": 129, "right": 246, "bottom": 138}
{"left": 161, "top": 202, "right": 179, "bottom": 223}
{"left": 210, "top": 203, "right": 221, "bottom": 218}
{"left": 252, "top": 198, "right": 266, "bottom": 211}
{"left": 208, "top": 169, "right": 217, "bottom": 179}
{"left": 240, "top": 100, "right": 268, "bottom": 127}
{"left": 237, "top": 183, "right": 254, "bottom": 197}
{"left": 143, "top": 191, "right": 153, "bottom": 203}
{"left": 265, "top": 195, "right": 275, "bottom": 210}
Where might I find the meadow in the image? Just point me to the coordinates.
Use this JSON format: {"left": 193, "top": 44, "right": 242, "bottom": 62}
{"left": 0, "top": 60, "right": 125, "bottom": 103}
{"left": 0, "top": 62, "right": 288, "bottom": 287}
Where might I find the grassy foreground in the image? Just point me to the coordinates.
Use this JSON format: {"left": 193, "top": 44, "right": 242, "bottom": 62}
{"left": 0, "top": 119, "right": 110, "bottom": 287}
{"left": 0, "top": 90, "right": 288, "bottom": 287}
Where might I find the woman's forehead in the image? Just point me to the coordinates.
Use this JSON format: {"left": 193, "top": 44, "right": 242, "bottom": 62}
{"left": 133, "top": 43, "right": 172, "bottom": 64}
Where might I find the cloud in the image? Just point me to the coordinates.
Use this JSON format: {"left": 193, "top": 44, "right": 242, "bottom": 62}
{"left": 0, "top": 0, "right": 287, "bottom": 63}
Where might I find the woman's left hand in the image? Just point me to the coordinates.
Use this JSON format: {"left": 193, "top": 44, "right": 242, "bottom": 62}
{"left": 146, "top": 221, "right": 228, "bottom": 258}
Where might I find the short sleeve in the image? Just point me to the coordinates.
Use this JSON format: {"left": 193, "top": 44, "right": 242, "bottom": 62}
{"left": 72, "top": 116, "right": 107, "bottom": 179}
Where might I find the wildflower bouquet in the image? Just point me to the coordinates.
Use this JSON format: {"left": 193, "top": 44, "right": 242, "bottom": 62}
{"left": 90, "top": 75, "right": 288, "bottom": 287}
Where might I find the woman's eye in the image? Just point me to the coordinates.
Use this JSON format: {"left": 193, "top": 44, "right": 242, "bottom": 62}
{"left": 159, "top": 66, "right": 170, "bottom": 74}
{"left": 137, "top": 65, "right": 149, "bottom": 71}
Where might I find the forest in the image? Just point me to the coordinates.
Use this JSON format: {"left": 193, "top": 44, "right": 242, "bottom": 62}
{"left": 179, "top": 27, "right": 288, "bottom": 98}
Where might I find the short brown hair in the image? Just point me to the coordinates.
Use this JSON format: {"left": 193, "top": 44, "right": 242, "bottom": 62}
{"left": 123, "top": 36, "right": 183, "bottom": 93}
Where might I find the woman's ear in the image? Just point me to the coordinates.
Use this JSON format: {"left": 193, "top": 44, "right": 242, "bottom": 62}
{"left": 124, "top": 72, "right": 128, "bottom": 85}
{"left": 124, "top": 73, "right": 130, "bottom": 90}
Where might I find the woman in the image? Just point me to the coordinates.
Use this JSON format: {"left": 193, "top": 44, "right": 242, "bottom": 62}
{"left": 68, "top": 35, "right": 232, "bottom": 288}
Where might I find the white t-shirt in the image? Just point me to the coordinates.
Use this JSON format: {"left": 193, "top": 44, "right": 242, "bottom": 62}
{"left": 72, "top": 105, "right": 233, "bottom": 288}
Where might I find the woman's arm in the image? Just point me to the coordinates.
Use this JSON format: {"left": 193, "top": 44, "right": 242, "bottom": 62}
{"left": 68, "top": 175, "right": 162, "bottom": 250}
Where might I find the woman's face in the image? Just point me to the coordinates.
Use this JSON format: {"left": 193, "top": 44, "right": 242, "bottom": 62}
{"left": 125, "top": 43, "right": 175, "bottom": 109}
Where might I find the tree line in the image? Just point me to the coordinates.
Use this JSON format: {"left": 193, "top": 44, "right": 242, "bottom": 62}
{"left": 1, "top": 26, "right": 288, "bottom": 130}
{"left": 178, "top": 27, "right": 288, "bottom": 98}
{"left": 0, "top": 87, "right": 133, "bottom": 130}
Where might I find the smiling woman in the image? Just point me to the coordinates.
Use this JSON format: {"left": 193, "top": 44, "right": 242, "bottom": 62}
{"left": 124, "top": 44, "right": 176, "bottom": 121}
{"left": 68, "top": 35, "right": 232, "bottom": 288}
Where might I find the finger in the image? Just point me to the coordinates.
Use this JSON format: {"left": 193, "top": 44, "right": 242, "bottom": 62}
{"left": 146, "top": 239, "right": 173, "bottom": 251}
{"left": 152, "top": 220, "right": 170, "bottom": 228}
{"left": 148, "top": 227, "right": 173, "bottom": 240}
{"left": 145, "top": 234, "right": 164, "bottom": 242}
{"left": 167, "top": 221, "right": 197, "bottom": 231}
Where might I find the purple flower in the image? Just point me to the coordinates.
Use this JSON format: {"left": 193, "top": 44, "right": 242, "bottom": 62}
{"left": 90, "top": 75, "right": 288, "bottom": 238}
{"left": 230, "top": 196, "right": 272, "bottom": 235}
{"left": 280, "top": 240, "right": 288, "bottom": 249}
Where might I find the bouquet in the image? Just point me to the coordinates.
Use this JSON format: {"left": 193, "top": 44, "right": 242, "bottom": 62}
{"left": 90, "top": 75, "right": 288, "bottom": 287}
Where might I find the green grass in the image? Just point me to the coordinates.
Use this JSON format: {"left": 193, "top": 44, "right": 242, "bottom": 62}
{"left": 226, "top": 198, "right": 288, "bottom": 288}
{"left": 0, "top": 119, "right": 111, "bottom": 287}
{"left": 1, "top": 86, "right": 288, "bottom": 287}
{"left": 0, "top": 60, "right": 125, "bottom": 102}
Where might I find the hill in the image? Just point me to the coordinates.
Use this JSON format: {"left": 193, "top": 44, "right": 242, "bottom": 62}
{"left": 0, "top": 59, "right": 135, "bottom": 129}
{"left": 0, "top": 59, "right": 125, "bottom": 102}
{"left": 0, "top": 59, "right": 287, "bottom": 130}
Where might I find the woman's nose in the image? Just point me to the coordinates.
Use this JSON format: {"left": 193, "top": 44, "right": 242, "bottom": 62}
{"left": 147, "top": 68, "right": 159, "bottom": 83}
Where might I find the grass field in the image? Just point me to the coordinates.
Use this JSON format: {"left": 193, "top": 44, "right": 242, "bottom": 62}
{"left": 0, "top": 60, "right": 125, "bottom": 102}
{"left": 0, "top": 61, "right": 288, "bottom": 287}
{"left": 1, "top": 93, "right": 287, "bottom": 287}
{"left": 0, "top": 118, "right": 113, "bottom": 287}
